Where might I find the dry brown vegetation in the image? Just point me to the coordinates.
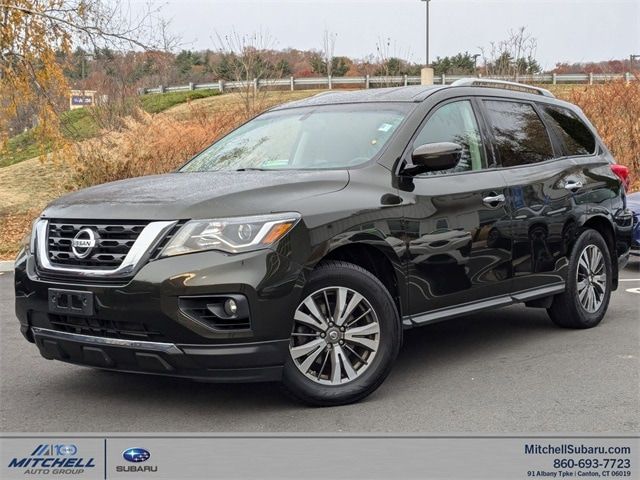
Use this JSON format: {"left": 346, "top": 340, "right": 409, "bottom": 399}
{"left": 66, "top": 108, "right": 238, "bottom": 188}
{"left": 560, "top": 79, "right": 640, "bottom": 191}
{"left": 64, "top": 90, "right": 320, "bottom": 188}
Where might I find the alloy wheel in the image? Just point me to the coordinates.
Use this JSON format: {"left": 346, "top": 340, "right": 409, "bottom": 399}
{"left": 289, "top": 286, "right": 380, "bottom": 385}
{"left": 576, "top": 244, "right": 607, "bottom": 313}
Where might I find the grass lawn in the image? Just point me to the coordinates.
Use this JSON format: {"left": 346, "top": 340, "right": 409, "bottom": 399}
{"left": 1, "top": 129, "right": 42, "bottom": 168}
{"left": 0, "top": 156, "right": 71, "bottom": 259}
{"left": 1, "top": 108, "right": 101, "bottom": 168}
{"left": 0, "top": 89, "right": 222, "bottom": 169}
{"left": 140, "top": 88, "right": 221, "bottom": 114}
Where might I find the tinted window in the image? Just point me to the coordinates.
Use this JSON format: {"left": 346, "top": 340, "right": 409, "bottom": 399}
{"left": 413, "top": 100, "right": 485, "bottom": 174}
{"left": 484, "top": 100, "right": 553, "bottom": 167}
{"left": 540, "top": 105, "right": 596, "bottom": 156}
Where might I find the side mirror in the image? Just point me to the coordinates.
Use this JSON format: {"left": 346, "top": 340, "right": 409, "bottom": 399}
{"left": 404, "top": 142, "right": 462, "bottom": 176}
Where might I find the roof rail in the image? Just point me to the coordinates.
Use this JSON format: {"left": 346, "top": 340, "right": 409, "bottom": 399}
{"left": 450, "top": 78, "right": 555, "bottom": 98}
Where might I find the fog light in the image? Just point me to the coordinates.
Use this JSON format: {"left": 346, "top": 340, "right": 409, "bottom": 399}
{"left": 224, "top": 298, "right": 238, "bottom": 316}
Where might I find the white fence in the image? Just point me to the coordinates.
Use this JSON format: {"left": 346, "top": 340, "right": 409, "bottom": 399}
{"left": 140, "top": 72, "right": 637, "bottom": 95}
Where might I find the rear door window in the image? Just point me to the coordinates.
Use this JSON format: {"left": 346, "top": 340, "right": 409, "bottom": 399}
{"left": 483, "top": 100, "right": 554, "bottom": 167}
{"left": 539, "top": 105, "right": 596, "bottom": 156}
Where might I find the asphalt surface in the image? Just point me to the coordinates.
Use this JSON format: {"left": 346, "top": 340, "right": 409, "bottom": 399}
{"left": 1, "top": 261, "right": 638, "bottom": 433}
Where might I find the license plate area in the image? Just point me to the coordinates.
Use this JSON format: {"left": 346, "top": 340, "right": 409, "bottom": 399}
{"left": 48, "top": 289, "right": 94, "bottom": 317}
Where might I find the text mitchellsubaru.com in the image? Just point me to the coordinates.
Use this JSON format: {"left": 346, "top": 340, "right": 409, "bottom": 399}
{"left": 524, "top": 444, "right": 632, "bottom": 455}
{"left": 7, "top": 444, "right": 95, "bottom": 475}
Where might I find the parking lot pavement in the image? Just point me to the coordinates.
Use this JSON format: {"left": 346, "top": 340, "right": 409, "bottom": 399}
{"left": 1, "top": 260, "right": 638, "bottom": 433}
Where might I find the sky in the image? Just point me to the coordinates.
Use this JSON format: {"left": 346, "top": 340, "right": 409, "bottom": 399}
{"left": 160, "top": 0, "right": 640, "bottom": 70}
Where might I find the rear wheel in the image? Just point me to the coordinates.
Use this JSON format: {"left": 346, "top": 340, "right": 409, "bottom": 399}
{"left": 547, "top": 229, "right": 612, "bottom": 329}
{"left": 282, "top": 261, "right": 401, "bottom": 406}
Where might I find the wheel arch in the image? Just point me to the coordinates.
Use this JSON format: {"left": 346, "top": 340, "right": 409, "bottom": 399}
{"left": 577, "top": 214, "right": 618, "bottom": 290}
{"left": 314, "top": 240, "right": 406, "bottom": 319}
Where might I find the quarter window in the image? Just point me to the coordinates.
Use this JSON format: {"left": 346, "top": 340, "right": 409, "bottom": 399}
{"left": 540, "top": 105, "right": 596, "bottom": 156}
{"left": 484, "top": 100, "right": 554, "bottom": 167}
{"left": 412, "top": 100, "right": 486, "bottom": 174}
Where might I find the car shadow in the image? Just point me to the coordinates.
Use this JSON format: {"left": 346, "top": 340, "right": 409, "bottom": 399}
{"left": 48, "top": 305, "right": 559, "bottom": 411}
{"left": 624, "top": 257, "right": 639, "bottom": 272}
{"left": 391, "top": 306, "right": 560, "bottom": 384}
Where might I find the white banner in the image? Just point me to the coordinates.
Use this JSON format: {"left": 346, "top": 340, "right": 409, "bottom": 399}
{"left": 1, "top": 435, "right": 637, "bottom": 479}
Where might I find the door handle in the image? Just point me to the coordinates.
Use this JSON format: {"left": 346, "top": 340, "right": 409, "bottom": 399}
{"left": 482, "top": 193, "right": 506, "bottom": 208}
{"left": 564, "top": 180, "right": 583, "bottom": 192}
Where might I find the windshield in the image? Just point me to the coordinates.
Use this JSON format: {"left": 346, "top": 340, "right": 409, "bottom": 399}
{"left": 180, "top": 103, "right": 410, "bottom": 172}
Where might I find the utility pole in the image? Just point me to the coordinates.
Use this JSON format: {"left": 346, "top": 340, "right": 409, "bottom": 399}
{"left": 421, "top": 0, "right": 431, "bottom": 66}
{"left": 420, "top": 0, "right": 434, "bottom": 85}
{"left": 631, "top": 54, "right": 640, "bottom": 65}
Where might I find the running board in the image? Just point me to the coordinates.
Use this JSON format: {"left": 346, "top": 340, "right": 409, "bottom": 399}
{"left": 403, "top": 284, "right": 565, "bottom": 328}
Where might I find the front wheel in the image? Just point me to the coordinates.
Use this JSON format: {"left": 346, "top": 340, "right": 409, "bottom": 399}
{"left": 547, "top": 229, "right": 612, "bottom": 329}
{"left": 282, "top": 261, "right": 401, "bottom": 406}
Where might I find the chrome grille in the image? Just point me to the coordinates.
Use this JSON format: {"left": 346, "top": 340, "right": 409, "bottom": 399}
{"left": 47, "top": 220, "right": 149, "bottom": 269}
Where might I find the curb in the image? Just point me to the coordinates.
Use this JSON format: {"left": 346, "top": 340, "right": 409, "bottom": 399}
{"left": 0, "top": 261, "right": 14, "bottom": 272}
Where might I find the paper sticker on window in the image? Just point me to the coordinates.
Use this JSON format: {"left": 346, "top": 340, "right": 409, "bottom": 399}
{"left": 378, "top": 123, "right": 393, "bottom": 132}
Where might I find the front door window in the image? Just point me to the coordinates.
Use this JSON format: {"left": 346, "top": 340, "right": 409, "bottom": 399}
{"left": 412, "top": 100, "right": 486, "bottom": 174}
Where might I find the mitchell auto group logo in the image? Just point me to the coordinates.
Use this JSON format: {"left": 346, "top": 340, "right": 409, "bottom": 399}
{"left": 7, "top": 443, "right": 95, "bottom": 475}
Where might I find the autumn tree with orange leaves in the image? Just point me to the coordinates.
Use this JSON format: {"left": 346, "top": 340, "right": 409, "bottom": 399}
{"left": 0, "top": 0, "right": 172, "bottom": 149}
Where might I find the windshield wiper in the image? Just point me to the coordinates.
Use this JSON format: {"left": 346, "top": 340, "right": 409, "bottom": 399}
{"left": 234, "top": 167, "right": 267, "bottom": 171}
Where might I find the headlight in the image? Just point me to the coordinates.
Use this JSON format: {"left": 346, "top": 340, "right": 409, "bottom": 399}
{"left": 21, "top": 218, "right": 42, "bottom": 255}
{"left": 160, "top": 213, "right": 301, "bottom": 257}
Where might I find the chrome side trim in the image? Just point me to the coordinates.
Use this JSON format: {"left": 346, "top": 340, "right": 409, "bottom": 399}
{"left": 403, "top": 283, "right": 566, "bottom": 328}
{"left": 31, "top": 327, "right": 182, "bottom": 354}
{"left": 35, "top": 219, "right": 177, "bottom": 278}
{"left": 510, "top": 283, "right": 565, "bottom": 302}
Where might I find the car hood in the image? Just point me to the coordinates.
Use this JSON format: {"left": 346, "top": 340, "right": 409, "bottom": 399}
{"left": 42, "top": 170, "right": 349, "bottom": 220}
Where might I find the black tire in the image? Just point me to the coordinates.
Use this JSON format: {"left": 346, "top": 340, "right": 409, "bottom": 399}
{"left": 282, "top": 260, "right": 401, "bottom": 406}
{"left": 547, "top": 229, "right": 612, "bottom": 329}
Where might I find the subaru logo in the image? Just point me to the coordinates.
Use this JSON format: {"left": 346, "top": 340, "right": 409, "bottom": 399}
{"left": 71, "top": 228, "right": 97, "bottom": 259}
{"left": 122, "top": 448, "right": 151, "bottom": 463}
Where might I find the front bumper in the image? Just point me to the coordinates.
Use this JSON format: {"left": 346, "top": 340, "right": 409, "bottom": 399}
{"left": 31, "top": 326, "right": 288, "bottom": 382}
{"left": 15, "top": 246, "right": 306, "bottom": 382}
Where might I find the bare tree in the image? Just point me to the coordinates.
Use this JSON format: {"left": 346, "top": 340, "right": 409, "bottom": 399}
{"left": 479, "top": 27, "right": 540, "bottom": 78}
{"left": 158, "top": 17, "right": 180, "bottom": 53}
{"left": 321, "top": 29, "right": 337, "bottom": 77}
{"left": 375, "top": 36, "right": 415, "bottom": 86}
{"left": 375, "top": 37, "right": 392, "bottom": 77}
{"left": 354, "top": 53, "right": 377, "bottom": 77}
{"left": 214, "top": 29, "right": 285, "bottom": 114}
